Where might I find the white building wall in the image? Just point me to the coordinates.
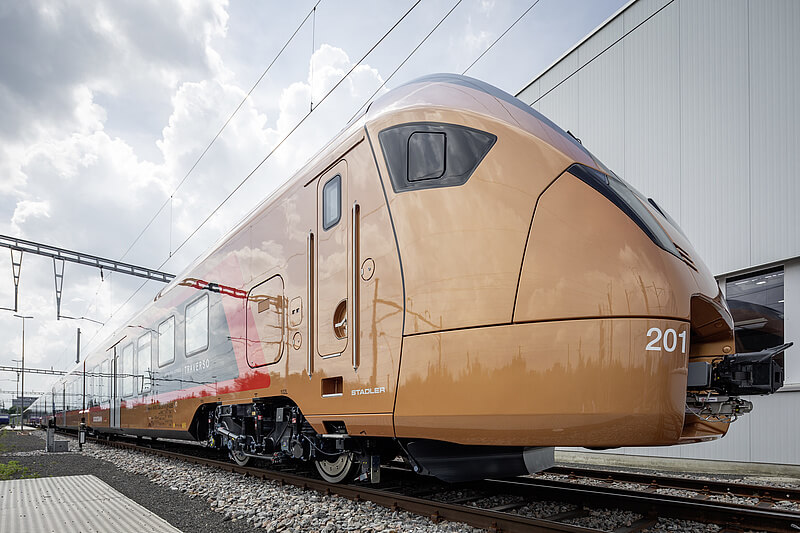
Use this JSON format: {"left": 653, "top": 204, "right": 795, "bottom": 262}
{"left": 517, "top": 0, "right": 800, "bottom": 465}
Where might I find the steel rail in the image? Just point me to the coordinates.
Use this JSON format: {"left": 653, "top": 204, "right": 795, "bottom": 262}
{"left": 545, "top": 465, "right": 800, "bottom": 504}
{"left": 78, "top": 433, "right": 800, "bottom": 532}
{"left": 482, "top": 477, "right": 800, "bottom": 533}
{"left": 90, "top": 437, "right": 600, "bottom": 533}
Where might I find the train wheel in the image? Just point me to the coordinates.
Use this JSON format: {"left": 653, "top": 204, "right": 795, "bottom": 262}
{"left": 222, "top": 420, "right": 250, "bottom": 467}
{"left": 315, "top": 452, "right": 357, "bottom": 483}
{"left": 229, "top": 448, "right": 250, "bottom": 467}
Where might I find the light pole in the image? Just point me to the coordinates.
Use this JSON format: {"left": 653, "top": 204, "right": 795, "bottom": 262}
{"left": 14, "top": 315, "right": 33, "bottom": 426}
{"left": 10, "top": 359, "right": 20, "bottom": 427}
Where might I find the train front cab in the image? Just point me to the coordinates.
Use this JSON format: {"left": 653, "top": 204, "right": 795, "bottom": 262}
{"left": 362, "top": 75, "right": 772, "bottom": 480}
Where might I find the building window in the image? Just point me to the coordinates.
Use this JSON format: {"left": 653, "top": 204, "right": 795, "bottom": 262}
{"left": 186, "top": 294, "right": 209, "bottom": 356}
{"left": 158, "top": 316, "right": 176, "bottom": 367}
{"left": 322, "top": 174, "right": 341, "bottom": 230}
{"left": 725, "top": 267, "right": 784, "bottom": 353}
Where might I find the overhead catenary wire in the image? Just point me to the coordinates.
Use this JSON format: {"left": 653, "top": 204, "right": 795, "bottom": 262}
{"left": 79, "top": 0, "right": 423, "bottom": 355}
{"left": 79, "top": 0, "right": 543, "bottom": 358}
{"left": 347, "top": 0, "right": 464, "bottom": 124}
{"left": 77, "top": 2, "right": 324, "bottom": 347}
{"left": 162, "top": 0, "right": 423, "bottom": 265}
{"left": 462, "top": 0, "right": 542, "bottom": 75}
{"left": 117, "top": 0, "right": 324, "bottom": 265}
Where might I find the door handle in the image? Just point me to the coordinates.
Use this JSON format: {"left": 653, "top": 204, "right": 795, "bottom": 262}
{"left": 307, "top": 231, "right": 315, "bottom": 379}
{"left": 352, "top": 202, "right": 360, "bottom": 371}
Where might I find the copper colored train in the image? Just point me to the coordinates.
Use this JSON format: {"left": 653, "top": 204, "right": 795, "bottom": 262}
{"left": 28, "top": 75, "right": 788, "bottom": 483}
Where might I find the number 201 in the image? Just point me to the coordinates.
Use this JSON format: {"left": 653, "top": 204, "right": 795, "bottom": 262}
{"left": 645, "top": 327, "right": 687, "bottom": 353}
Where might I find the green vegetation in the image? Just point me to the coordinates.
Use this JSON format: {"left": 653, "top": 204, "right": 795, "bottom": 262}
{"left": 0, "top": 460, "right": 38, "bottom": 480}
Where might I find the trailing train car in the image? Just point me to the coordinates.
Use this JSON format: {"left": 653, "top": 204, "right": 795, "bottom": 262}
{"left": 35, "top": 74, "right": 787, "bottom": 483}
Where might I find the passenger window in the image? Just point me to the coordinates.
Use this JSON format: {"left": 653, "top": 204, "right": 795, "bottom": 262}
{"left": 90, "top": 367, "right": 97, "bottom": 406}
{"left": 322, "top": 175, "right": 341, "bottom": 230}
{"left": 137, "top": 333, "right": 152, "bottom": 394}
{"left": 158, "top": 316, "right": 176, "bottom": 367}
{"left": 408, "top": 131, "right": 446, "bottom": 181}
{"left": 122, "top": 344, "right": 134, "bottom": 397}
{"left": 185, "top": 294, "right": 209, "bottom": 356}
{"left": 101, "top": 360, "right": 109, "bottom": 402}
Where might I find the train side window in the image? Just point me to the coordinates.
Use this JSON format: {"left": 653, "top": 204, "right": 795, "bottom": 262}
{"left": 378, "top": 122, "right": 496, "bottom": 193}
{"left": 137, "top": 333, "right": 152, "bottom": 394}
{"left": 93, "top": 365, "right": 100, "bottom": 406}
{"left": 158, "top": 316, "right": 176, "bottom": 367}
{"left": 90, "top": 366, "right": 96, "bottom": 407}
{"left": 122, "top": 343, "right": 134, "bottom": 397}
{"left": 322, "top": 174, "right": 341, "bottom": 230}
{"left": 101, "top": 360, "right": 109, "bottom": 402}
{"left": 407, "top": 131, "right": 446, "bottom": 181}
{"left": 186, "top": 294, "right": 209, "bottom": 356}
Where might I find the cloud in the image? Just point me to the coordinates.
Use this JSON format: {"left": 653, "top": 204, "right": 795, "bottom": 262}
{"left": 0, "top": 1, "right": 386, "bottom": 405}
{"left": 0, "top": 1, "right": 227, "bottom": 145}
{"left": 462, "top": 17, "right": 493, "bottom": 55}
{"left": 10, "top": 200, "right": 51, "bottom": 234}
{"left": 479, "top": 1, "right": 496, "bottom": 15}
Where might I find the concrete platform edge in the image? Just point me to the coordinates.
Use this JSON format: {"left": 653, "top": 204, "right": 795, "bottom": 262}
{"left": 555, "top": 450, "right": 800, "bottom": 478}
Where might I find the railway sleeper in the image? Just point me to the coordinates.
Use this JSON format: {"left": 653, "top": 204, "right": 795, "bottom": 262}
{"left": 205, "top": 400, "right": 385, "bottom": 484}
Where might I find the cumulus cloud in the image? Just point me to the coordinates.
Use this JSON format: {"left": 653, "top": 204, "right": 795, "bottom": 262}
{"left": 0, "top": 0, "right": 387, "bottom": 406}
{"left": 462, "top": 17, "right": 493, "bottom": 55}
{"left": 10, "top": 200, "right": 50, "bottom": 234}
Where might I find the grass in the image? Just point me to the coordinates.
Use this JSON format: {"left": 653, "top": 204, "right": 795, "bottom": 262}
{"left": 0, "top": 460, "right": 38, "bottom": 480}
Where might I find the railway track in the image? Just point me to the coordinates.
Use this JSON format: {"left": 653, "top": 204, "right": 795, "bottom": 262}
{"left": 78, "top": 433, "right": 800, "bottom": 532}
{"left": 543, "top": 466, "right": 800, "bottom": 508}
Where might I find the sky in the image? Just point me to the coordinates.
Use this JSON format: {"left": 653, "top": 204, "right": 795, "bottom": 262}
{"left": 0, "top": 0, "right": 627, "bottom": 408}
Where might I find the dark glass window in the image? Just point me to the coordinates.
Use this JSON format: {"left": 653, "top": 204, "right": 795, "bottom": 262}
{"left": 726, "top": 267, "right": 784, "bottom": 353}
{"left": 185, "top": 294, "right": 209, "bottom": 356}
{"left": 408, "top": 132, "right": 446, "bottom": 181}
{"left": 378, "top": 122, "right": 496, "bottom": 193}
{"left": 322, "top": 174, "right": 341, "bottom": 230}
{"left": 567, "top": 164, "right": 680, "bottom": 260}
{"left": 158, "top": 316, "right": 176, "bottom": 367}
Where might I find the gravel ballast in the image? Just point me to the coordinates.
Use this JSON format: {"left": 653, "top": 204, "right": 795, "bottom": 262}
{"left": 0, "top": 430, "right": 480, "bottom": 532}
{"left": 1, "top": 430, "right": 789, "bottom": 532}
{"left": 0, "top": 430, "right": 256, "bottom": 533}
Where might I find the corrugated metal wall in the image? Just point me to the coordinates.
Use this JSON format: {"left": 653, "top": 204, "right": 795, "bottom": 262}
{"left": 518, "top": 0, "right": 800, "bottom": 275}
{"left": 516, "top": 0, "right": 800, "bottom": 465}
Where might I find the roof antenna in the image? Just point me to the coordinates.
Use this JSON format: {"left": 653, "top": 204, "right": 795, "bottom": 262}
{"left": 566, "top": 130, "right": 582, "bottom": 145}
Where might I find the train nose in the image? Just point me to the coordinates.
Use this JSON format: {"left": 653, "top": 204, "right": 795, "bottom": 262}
{"left": 514, "top": 164, "right": 696, "bottom": 323}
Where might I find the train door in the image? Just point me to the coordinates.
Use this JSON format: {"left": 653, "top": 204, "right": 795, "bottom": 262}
{"left": 246, "top": 275, "right": 286, "bottom": 367}
{"left": 316, "top": 161, "right": 349, "bottom": 359}
{"left": 314, "top": 160, "right": 360, "bottom": 380}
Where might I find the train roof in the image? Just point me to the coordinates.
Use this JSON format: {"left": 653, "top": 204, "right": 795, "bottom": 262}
{"left": 53, "top": 73, "right": 601, "bottom": 387}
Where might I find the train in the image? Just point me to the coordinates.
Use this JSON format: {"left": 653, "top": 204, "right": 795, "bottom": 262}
{"left": 27, "top": 74, "right": 789, "bottom": 483}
